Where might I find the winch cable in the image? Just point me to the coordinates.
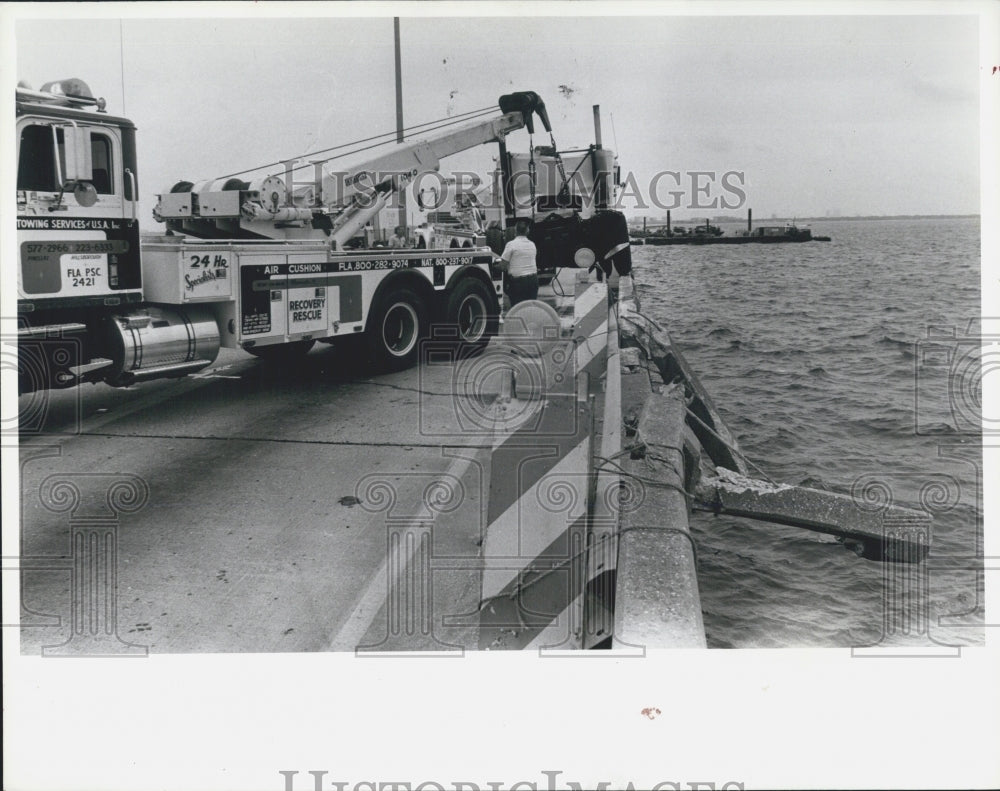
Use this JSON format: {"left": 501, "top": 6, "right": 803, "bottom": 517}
{"left": 478, "top": 429, "right": 712, "bottom": 614}
{"left": 682, "top": 406, "right": 775, "bottom": 484}
{"left": 528, "top": 134, "right": 537, "bottom": 221}
{"left": 214, "top": 105, "right": 497, "bottom": 182}
{"left": 561, "top": 147, "right": 596, "bottom": 196}
{"left": 613, "top": 300, "right": 774, "bottom": 484}
{"left": 220, "top": 108, "right": 499, "bottom": 185}
{"left": 287, "top": 108, "right": 499, "bottom": 179}
{"left": 547, "top": 131, "right": 571, "bottom": 199}
{"left": 217, "top": 105, "right": 496, "bottom": 180}
{"left": 539, "top": 147, "right": 596, "bottom": 215}
{"left": 477, "top": 524, "right": 699, "bottom": 621}
{"left": 477, "top": 447, "right": 698, "bottom": 616}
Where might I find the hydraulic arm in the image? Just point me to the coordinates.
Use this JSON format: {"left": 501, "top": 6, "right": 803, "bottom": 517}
{"left": 154, "top": 92, "right": 554, "bottom": 245}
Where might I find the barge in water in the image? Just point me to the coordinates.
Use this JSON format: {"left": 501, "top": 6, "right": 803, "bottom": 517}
{"left": 632, "top": 209, "right": 831, "bottom": 245}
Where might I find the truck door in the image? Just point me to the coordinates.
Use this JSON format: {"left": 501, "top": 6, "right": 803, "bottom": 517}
{"left": 16, "top": 116, "right": 141, "bottom": 306}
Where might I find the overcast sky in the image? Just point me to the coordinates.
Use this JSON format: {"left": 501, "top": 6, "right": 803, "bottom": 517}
{"left": 10, "top": 7, "right": 986, "bottom": 222}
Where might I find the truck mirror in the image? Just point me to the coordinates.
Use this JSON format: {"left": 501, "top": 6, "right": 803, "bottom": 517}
{"left": 61, "top": 125, "right": 94, "bottom": 184}
{"left": 73, "top": 181, "right": 98, "bottom": 207}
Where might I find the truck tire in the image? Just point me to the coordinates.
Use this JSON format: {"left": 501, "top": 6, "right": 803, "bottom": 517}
{"left": 444, "top": 277, "right": 499, "bottom": 353}
{"left": 247, "top": 339, "right": 315, "bottom": 361}
{"left": 366, "top": 286, "right": 427, "bottom": 372}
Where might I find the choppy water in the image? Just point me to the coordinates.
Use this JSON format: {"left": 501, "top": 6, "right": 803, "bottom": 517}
{"left": 632, "top": 217, "right": 984, "bottom": 648}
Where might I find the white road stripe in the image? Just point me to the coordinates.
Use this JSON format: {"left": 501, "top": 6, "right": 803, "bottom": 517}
{"left": 332, "top": 275, "right": 605, "bottom": 651}
{"left": 326, "top": 447, "right": 479, "bottom": 652}
{"left": 327, "top": 377, "right": 542, "bottom": 651}
{"left": 573, "top": 282, "right": 607, "bottom": 323}
{"left": 575, "top": 319, "right": 609, "bottom": 373}
{"left": 525, "top": 591, "right": 585, "bottom": 651}
{"left": 481, "top": 438, "right": 590, "bottom": 599}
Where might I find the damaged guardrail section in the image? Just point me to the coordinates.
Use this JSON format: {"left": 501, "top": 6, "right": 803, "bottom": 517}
{"left": 692, "top": 467, "right": 931, "bottom": 563}
{"left": 610, "top": 274, "right": 932, "bottom": 648}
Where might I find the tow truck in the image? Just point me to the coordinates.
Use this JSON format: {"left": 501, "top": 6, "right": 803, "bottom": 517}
{"left": 15, "top": 79, "right": 631, "bottom": 394}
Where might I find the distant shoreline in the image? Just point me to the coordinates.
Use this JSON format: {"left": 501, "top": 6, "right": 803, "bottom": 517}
{"left": 631, "top": 214, "right": 980, "bottom": 224}
{"left": 755, "top": 214, "right": 978, "bottom": 222}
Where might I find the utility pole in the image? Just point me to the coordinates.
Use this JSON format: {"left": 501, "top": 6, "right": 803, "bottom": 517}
{"left": 394, "top": 17, "right": 407, "bottom": 235}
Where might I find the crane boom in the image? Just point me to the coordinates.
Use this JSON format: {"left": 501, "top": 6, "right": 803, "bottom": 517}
{"left": 154, "top": 92, "right": 551, "bottom": 245}
{"left": 322, "top": 111, "right": 526, "bottom": 206}
{"left": 316, "top": 111, "right": 528, "bottom": 246}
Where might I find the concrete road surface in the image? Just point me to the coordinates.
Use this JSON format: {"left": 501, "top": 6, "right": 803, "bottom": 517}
{"left": 16, "top": 342, "right": 514, "bottom": 654}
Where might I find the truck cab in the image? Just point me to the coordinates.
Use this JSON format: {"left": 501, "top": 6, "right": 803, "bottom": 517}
{"left": 16, "top": 79, "right": 142, "bottom": 312}
{"left": 16, "top": 79, "right": 146, "bottom": 391}
{"left": 16, "top": 79, "right": 220, "bottom": 394}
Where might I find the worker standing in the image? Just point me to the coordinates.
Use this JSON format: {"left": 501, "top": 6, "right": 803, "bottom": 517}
{"left": 499, "top": 219, "right": 538, "bottom": 306}
{"left": 388, "top": 226, "right": 409, "bottom": 249}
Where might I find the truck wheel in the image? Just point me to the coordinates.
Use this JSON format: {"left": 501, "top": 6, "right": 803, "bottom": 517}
{"left": 247, "top": 340, "right": 315, "bottom": 361}
{"left": 366, "top": 286, "right": 427, "bottom": 371}
{"left": 444, "top": 277, "right": 499, "bottom": 353}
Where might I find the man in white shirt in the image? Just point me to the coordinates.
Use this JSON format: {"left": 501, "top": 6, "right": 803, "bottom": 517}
{"left": 388, "top": 226, "right": 409, "bottom": 249}
{"left": 499, "top": 219, "right": 538, "bottom": 306}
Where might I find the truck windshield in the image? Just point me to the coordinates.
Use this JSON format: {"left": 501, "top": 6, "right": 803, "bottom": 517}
{"left": 17, "top": 124, "right": 114, "bottom": 194}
